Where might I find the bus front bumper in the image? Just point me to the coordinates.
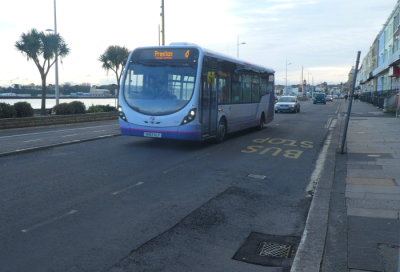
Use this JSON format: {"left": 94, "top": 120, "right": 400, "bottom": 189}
{"left": 119, "top": 120, "right": 202, "bottom": 141}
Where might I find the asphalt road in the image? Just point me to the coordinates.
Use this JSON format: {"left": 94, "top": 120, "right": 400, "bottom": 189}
{"left": 0, "top": 100, "right": 341, "bottom": 272}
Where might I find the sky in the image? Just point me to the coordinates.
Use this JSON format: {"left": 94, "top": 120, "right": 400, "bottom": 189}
{"left": 0, "top": 0, "right": 398, "bottom": 87}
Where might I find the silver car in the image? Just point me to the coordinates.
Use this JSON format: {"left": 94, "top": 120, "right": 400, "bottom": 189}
{"left": 274, "top": 96, "right": 300, "bottom": 113}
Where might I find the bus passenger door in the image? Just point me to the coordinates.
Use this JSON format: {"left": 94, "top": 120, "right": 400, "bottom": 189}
{"left": 201, "top": 72, "right": 218, "bottom": 138}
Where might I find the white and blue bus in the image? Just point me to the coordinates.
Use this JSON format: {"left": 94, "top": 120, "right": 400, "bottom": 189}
{"left": 118, "top": 43, "right": 275, "bottom": 142}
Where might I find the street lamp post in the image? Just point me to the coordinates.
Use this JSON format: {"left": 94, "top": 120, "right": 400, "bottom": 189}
{"left": 160, "top": 0, "right": 165, "bottom": 46}
{"left": 53, "top": 0, "right": 60, "bottom": 106}
{"left": 237, "top": 36, "right": 246, "bottom": 58}
{"left": 285, "top": 60, "right": 291, "bottom": 95}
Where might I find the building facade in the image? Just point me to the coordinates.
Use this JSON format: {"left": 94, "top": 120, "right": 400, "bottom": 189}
{"left": 357, "top": 1, "right": 400, "bottom": 110}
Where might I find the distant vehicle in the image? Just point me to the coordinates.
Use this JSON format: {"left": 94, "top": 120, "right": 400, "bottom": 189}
{"left": 118, "top": 43, "right": 275, "bottom": 142}
{"left": 313, "top": 93, "right": 326, "bottom": 104}
{"left": 274, "top": 96, "right": 300, "bottom": 113}
{"left": 326, "top": 95, "right": 333, "bottom": 102}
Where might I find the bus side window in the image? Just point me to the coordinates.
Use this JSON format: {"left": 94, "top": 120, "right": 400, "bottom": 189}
{"left": 232, "top": 82, "right": 241, "bottom": 103}
{"left": 242, "top": 74, "right": 252, "bottom": 103}
{"left": 251, "top": 75, "right": 260, "bottom": 103}
{"left": 217, "top": 78, "right": 224, "bottom": 104}
{"left": 260, "top": 76, "right": 268, "bottom": 96}
{"left": 218, "top": 76, "right": 231, "bottom": 104}
{"left": 231, "top": 68, "right": 241, "bottom": 103}
{"left": 267, "top": 73, "right": 274, "bottom": 94}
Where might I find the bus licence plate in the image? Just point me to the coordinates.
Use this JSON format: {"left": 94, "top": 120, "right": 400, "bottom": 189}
{"left": 144, "top": 132, "right": 162, "bottom": 138}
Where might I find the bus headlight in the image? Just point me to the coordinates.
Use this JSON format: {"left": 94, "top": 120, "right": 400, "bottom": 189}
{"left": 118, "top": 106, "right": 127, "bottom": 121}
{"left": 181, "top": 108, "right": 197, "bottom": 125}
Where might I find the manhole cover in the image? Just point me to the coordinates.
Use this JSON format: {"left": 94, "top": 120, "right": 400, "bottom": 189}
{"left": 233, "top": 232, "right": 300, "bottom": 269}
{"left": 258, "top": 242, "right": 293, "bottom": 258}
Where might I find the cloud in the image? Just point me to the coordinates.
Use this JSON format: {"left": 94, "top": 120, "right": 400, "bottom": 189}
{"left": 0, "top": 0, "right": 397, "bottom": 86}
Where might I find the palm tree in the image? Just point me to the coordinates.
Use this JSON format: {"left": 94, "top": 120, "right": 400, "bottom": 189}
{"left": 99, "top": 45, "right": 130, "bottom": 98}
{"left": 15, "top": 28, "right": 70, "bottom": 115}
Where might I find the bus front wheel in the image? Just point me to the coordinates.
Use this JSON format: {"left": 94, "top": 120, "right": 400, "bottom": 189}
{"left": 215, "top": 119, "right": 227, "bottom": 143}
{"left": 257, "top": 114, "right": 265, "bottom": 130}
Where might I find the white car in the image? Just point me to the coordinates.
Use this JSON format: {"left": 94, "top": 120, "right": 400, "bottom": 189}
{"left": 274, "top": 96, "right": 300, "bottom": 113}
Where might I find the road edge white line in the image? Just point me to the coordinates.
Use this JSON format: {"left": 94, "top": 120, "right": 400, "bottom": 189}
{"left": 305, "top": 132, "right": 332, "bottom": 196}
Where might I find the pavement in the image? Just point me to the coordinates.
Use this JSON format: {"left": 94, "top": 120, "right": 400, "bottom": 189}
{"left": 321, "top": 99, "right": 400, "bottom": 272}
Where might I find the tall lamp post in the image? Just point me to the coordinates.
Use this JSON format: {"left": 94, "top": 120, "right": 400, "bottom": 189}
{"left": 237, "top": 36, "right": 246, "bottom": 58}
{"left": 285, "top": 60, "right": 291, "bottom": 95}
{"left": 53, "top": 0, "right": 60, "bottom": 105}
{"left": 160, "top": 0, "right": 165, "bottom": 45}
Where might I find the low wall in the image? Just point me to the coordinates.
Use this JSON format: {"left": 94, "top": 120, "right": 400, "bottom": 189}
{"left": 0, "top": 112, "right": 118, "bottom": 129}
{"left": 384, "top": 94, "right": 399, "bottom": 113}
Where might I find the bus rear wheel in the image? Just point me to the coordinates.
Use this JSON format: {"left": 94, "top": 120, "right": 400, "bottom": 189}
{"left": 215, "top": 119, "right": 227, "bottom": 143}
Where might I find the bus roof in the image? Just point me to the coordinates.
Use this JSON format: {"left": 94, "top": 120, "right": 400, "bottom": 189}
{"left": 132, "top": 43, "right": 275, "bottom": 74}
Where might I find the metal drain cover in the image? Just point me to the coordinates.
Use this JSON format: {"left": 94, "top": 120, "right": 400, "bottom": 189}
{"left": 258, "top": 242, "right": 293, "bottom": 258}
{"left": 233, "top": 232, "right": 300, "bottom": 269}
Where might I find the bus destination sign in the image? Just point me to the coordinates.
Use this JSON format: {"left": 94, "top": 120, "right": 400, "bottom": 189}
{"left": 154, "top": 50, "right": 175, "bottom": 59}
{"left": 136, "top": 48, "right": 197, "bottom": 61}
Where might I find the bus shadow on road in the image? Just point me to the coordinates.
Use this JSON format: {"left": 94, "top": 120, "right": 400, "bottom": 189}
{"left": 124, "top": 137, "right": 208, "bottom": 152}
{"left": 122, "top": 125, "right": 275, "bottom": 152}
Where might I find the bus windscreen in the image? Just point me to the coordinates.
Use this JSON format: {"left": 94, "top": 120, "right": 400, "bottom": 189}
{"left": 123, "top": 48, "right": 199, "bottom": 116}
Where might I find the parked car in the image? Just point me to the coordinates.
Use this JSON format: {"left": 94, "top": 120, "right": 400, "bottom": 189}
{"left": 326, "top": 95, "right": 333, "bottom": 102}
{"left": 275, "top": 96, "right": 300, "bottom": 113}
{"left": 313, "top": 93, "right": 326, "bottom": 104}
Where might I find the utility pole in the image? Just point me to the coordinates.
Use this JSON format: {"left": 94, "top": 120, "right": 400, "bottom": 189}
{"left": 285, "top": 60, "right": 291, "bottom": 95}
{"left": 301, "top": 66, "right": 304, "bottom": 94}
{"left": 161, "top": 0, "right": 165, "bottom": 45}
{"left": 158, "top": 24, "right": 160, "bottom": 46}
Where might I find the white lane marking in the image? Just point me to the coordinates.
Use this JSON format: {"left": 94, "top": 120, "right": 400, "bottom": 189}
{"left": 93, "top": 130, "right": 107, "bottom": 133}
{"left": 112, "top": 182, "right": 144, "bottom": 196}
{"left": 162, "top": 164, "right": 184, "bottom": 174}
{"left": 61, "top": 134, "right": 78, "bottom": 138}
{"left": 0, "top": 124, "right": 117, "bottom": 140}
{"left": 306, "top": 132, "right": 333, "bottom": 197}
{"left": 97, "top": 134, "right": 114, "bottom": 138}
{"left": 248, "top": 174, "right": 267, "bottom": 180}
{"left": 324, "top": 117, "right": 333, "bottom": 129}
{"left": 15, "top": 147, "right": 39, "bottom": 152}
{"left": 21, "top": 210, "right": 78, "bottom": 233}
{"left": 329, "top": 119, "right": 337, "bottom": 130}
{"left": 23, "top": 139, "right": 42, "bottom": 143}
